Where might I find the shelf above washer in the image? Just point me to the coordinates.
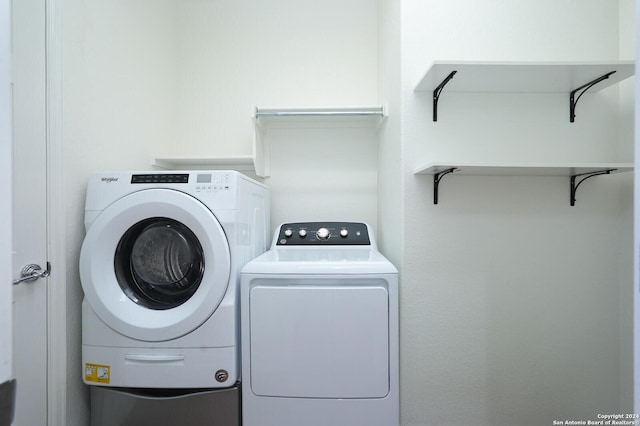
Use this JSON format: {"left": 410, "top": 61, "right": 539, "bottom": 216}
{"left": 252, "top": 105, "right": 386, "bottom": 177}
{"left": 254, "top": 105, "right": 386, "bottom": 119}
{"left": 414, "top": 162, "right": 634, "bottom": 206}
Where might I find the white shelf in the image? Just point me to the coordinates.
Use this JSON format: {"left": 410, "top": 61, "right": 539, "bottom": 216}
{"left": 254, "top": 105, "right": 385, "bottom": 119}
{"left": 414, "top": 162, "right": 634, "bottom": 176}
{"left": 412, "top": 62, "right": 635, "bottom": 203}
{"left": 414, "top": 162, "right": 634, "bottom": 206}
{"left": 152, "top": 155, "right": 256, "bottom": 172}
{"left": 152, "top": 106, "right": 386, "bottom": 177}
{"left": 415, "top": 60, "right": 635, "bottom": 122}
{"left": 414, "top": 61, "right": 635, "bottom": 93}
{"left": 253, "top": 105, "right": 386, "bottom": 177}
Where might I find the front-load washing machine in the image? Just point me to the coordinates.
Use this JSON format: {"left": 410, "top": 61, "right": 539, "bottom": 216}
{"left": 80, "top": 170, "right": 269, "bottom": 389}
{"left": 241, "top": 222, "right": 399, "bottom": 426}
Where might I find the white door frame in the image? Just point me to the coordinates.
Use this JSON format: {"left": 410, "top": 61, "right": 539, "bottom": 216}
{"left": 0, "top": 0, "right": 13, "bottom": 399}
{"left": 1, "top": 0, "right": 63, "bottom": 421}
{"left": 45, "top": 0, "right": 67, "bottom": 423}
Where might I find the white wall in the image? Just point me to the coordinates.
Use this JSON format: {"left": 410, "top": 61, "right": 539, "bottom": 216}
{"left": 171, "top": 0, "right": 379, "bottom": 157}
{"left": 400, "top": 1, "right": 633, "bottom": 425}
{"left": 266, "top": 122, "right": 379, "bottom": 228}
{"left": 377, "top": 0, "right": 402, "bottom": 266}
{"left": 0, "top": 0, "right": 11, "bottom": 386}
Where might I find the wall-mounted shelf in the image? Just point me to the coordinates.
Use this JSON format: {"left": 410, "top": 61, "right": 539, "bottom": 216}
{"left": 253, "top": 105, "right": 386, "bottom": 177}
{"left": 414, "top": 61, "right": 635, "bottom": 122}
{"left": 152, "top": 155, "right": 257, "bottom": 172}
{"left": 152, "top": 106, "right": 386, "bottom": 178}
{"left": 254, "top": 105, "right": 386, "bottom": 119}
{"left": 414, "top": 162, "right": 634, "bottom": 206}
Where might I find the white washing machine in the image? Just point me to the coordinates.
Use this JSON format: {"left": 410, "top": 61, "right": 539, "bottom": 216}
{"left": 241, "top": 222, "right": 399, "bottom": 426}
{"left": 80, "top": 170, "right": 269, "bottom": 389}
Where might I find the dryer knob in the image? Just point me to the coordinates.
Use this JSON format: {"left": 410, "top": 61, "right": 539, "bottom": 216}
{"left": 284, "top": 229, "right": 293, "bottom": 238}
{"left": 340, "top": 228, "right": 348, "bottom": 237}
{"left": 298, "top": 229, "right": 307, "bottom": 238}
{"left": 316, "top": 227, "right": 330, "bottom": 240}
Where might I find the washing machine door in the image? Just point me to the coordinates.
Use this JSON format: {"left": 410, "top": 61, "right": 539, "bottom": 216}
{"left": 80, "top": 188, "right": 231, "bottom": 342}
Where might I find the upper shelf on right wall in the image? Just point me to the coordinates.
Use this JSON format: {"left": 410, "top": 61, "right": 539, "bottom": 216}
{"left": 414, "top": 61, "right": 635, "bottom": 122}
{"left": 414, "top": 61, "right": 635, "bottom": 92}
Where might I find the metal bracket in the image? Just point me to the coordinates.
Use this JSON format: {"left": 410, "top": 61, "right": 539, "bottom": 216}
{"left": 569, "top": 71, "right": 616, "bottom": 122}
{"left": 433, "top": 71, "right": 457, "bottom": 122}
{"left": 570, "top": 169, "right": 615, "bottom": 206}
{"left": 433, "top": 168, "right": 457, "bottom": 204}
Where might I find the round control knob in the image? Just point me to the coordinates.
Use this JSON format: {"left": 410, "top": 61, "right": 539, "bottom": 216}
{"left": 316, "top": 227, "right": 330, "bottom": 240}
{"left": 340, "top": 229, "right": 348, "bottom": 238}
{"left": 284, "top": 229, "right": 293, "bottom": 238}
{"left": 298, "top": 229, "right": 307, "bottom": 238}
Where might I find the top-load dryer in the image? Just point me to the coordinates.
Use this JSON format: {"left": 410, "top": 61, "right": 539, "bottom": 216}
{"left": 241, "top": 222, "right": 399, "bottom": 426}
{"left": 80, "top": 170, "right": 269, "bottom": 389}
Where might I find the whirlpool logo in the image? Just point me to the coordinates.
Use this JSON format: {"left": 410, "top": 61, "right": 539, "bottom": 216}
{"left": 101, "top": 177, "right": 119, "bottom": 183}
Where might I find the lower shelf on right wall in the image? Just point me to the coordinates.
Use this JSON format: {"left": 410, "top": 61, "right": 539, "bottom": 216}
{"left": 413, "top": 162, "right": 634, "bottom": 206}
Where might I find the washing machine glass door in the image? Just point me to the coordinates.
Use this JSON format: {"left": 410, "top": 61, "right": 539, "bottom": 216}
{"left": 114, "top": 217, "right": 205, "bottom": 310}
{"left": 80, "top": 189, "right": 231, "bottom": 342}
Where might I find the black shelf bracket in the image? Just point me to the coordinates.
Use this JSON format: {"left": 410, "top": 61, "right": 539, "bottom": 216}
{"left": 433, "top": 168, "right": 457, "bottom": 204}
{"left": 433, "top": 71, "right": 457, "bottom": 122}
{"left": 569, "top": 71, "right": 616, "bottom": 122}
{"left": 570, "top": 169, "right": 616, "bottom": 206}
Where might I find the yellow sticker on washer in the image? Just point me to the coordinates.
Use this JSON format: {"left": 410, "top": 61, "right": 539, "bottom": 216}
{"left": 85, "top": 363, "right": 110, "bottom": 384}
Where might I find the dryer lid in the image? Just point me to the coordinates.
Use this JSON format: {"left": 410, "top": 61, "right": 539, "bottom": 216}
{"left": 241, "top": 247, "right": 397, "bottom": 275}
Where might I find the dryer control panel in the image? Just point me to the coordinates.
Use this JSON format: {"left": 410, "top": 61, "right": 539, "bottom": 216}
{"left": 276, "top": 222, "right": 370, "bottom": 246}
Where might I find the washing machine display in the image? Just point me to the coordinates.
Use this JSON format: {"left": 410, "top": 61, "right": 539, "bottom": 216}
{"left": 80, "top": 171, "right": 270, "bottom": 389}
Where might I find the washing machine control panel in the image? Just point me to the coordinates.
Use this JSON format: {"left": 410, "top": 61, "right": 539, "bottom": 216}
{"left": 276, "top": 222, "right": 370, "bottom": 245}
{"left": 131, "top": 173, "right": 190, "bottom": 184}
{"left": 127, "top": 172, "right": 235, "bottom": 195}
